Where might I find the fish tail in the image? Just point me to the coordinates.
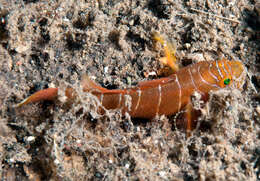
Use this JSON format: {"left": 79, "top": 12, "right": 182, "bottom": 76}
{"left": 14, "top": 88, "right": 58, "bottom": 107}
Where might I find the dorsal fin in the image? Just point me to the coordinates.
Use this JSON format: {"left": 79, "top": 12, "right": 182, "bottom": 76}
{"left": 81, "top": 74, "right": 108, "bottom": 92}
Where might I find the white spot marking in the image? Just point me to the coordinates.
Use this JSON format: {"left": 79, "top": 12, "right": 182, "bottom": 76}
{"left": 134, "top": 88, "right": 142, "bottom": 112}
{"left": 175, "top": 74, "right": 182, "bottom": 112}
{"left": 100, "top": 94, "right": 104, "bottom": 105}
{"left": 198, "top": 65, "right": 221, "bottom": 88}
{"left": 118, "top": 93, "right": 122, "bottom": 108}
{"left": 226, "top": 61, "right": 232, "bottom": 75}
{"left": 156, "top": 85, "right": 162, "bottom": 115}
{"left": 221, "top": 61, "right": 229, "bottom": 75}
{"left": 216, "top": 61, "right": 223, "bottom": 78}
{"left": 188, "top": 67, "right": 203, "bottom": 94}
{"left": 124, "top": 90, "right": 132, "bottom": 111}
{"left": 208, "top": 63, "right": 219, "bottom": 82}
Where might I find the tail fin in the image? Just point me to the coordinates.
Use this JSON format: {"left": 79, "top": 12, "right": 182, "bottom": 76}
{"left": 81, "top": 75, "right": 108, "bottom": 92}
{"left": 14, "top": 88, "right": 58, "bottom": 107}
{"left": 14, "top": 75, "right": 108, "bottom": 108}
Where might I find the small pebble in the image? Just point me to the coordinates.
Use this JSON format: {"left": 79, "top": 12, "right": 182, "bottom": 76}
{"left": 158, "top": 171, "right": 166, "bottom": 178}
{"left": 185, "top": 43, "right": 191, "bottom": 49}
{"left": 125, "top": 163, "right": 130, "bottom": 169}
{"left": 104, "top": 66, "right": 109, "bottom": 74}
{"left": 27, "top": 136, "right": 35, "bottom": 142}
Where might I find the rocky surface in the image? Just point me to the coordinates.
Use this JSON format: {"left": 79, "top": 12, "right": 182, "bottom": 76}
{"left": 0, "top": 0, "right": 259, "bottom": 180}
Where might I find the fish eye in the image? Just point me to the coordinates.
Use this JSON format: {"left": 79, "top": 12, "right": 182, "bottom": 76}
{"left": 223, "top": 78, "right": 231, "bottom": 85}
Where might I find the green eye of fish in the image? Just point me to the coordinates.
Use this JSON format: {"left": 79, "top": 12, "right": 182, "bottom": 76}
{"left": 224, "top": 78, "right": 231, "bottom": 85}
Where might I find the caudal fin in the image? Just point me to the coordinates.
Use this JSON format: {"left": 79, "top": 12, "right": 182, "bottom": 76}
{"left": 14, "top": 88, "right": 58, "bottom": 107}
{"left": 15, "top": 75, "right": 108, "bottom": 108}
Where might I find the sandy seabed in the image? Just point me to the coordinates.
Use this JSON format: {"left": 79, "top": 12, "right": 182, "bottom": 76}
{"left": 0, "top": 0, "right": 260, "bottom": 180}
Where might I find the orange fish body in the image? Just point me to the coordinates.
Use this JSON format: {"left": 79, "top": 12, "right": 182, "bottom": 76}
{"left": 16, "top": 59, "right": 245, "bottom": 119}
{"left": 16, "top": 33, "right": 246, "bottom": 132}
